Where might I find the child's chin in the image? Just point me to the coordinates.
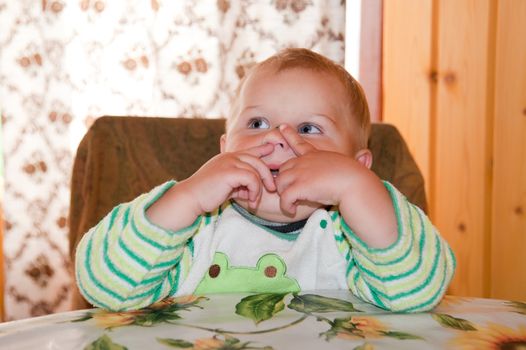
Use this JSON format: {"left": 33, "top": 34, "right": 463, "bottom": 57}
{"left": 234, "top": 198, "right": 321, "bottom": 223}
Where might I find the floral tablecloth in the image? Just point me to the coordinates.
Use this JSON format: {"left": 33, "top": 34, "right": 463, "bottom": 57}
{"left": 0, "top": 291, "right": 525, "bottom": 349}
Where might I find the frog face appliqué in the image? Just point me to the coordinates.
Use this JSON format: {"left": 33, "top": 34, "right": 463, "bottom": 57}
{"left": 194, "top": 252, "right": 300, "bottom": 294}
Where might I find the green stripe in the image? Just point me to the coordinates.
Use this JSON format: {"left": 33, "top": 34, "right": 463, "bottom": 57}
{"left": 264, "top": 228, "right": 299, "bottom": 241}
{"left": 404, "top": 259, "right": 449, "bottom": 312}
{"left": 352, "top": 212, "right": 426, "bottom": 282}
{"left": 364, "top": 233, "right": 442, "bottom": 302}
{"left": 345, "top": 255, "right": 354, "bottom": 276}
{"left": 370, "top": 288, "right": 386, "bottom": 308}
{"left": 108, "top": 205, "right": 121, "bottom": 231}
{"left": 449, "top": 246, "right": 457, "bottom": 269}
{"left": 123, "top": 206, "right": 131, "bottom": 226}
{"left": 140, "top": 274, "right": 164, "bottom": 286}
{"left": 131, "top": 216, "right": 168, "bottom": 250}
{"left": 173, "top": 215, "right": 203, "bottom": 236}
{"left": 118, "top": 236, "right": 152, "bottom": 269}
{"left": 85, "top": 237, "right": 125, "bottom": 302}
{"left": 352, "top": 271, "right": 385, "bottom": 308}
{"left": 155, "top": 256, "right": 182, "bottom": 268}
{"left": 103, "top": 230, "right": 138, "bottom": 287}
{"left": 372, "top": 200, "right": 416, "bottom": 266}
{"left": 138, "top": 257, "right": 182, "bottom": 287}
{"left": 151, "top": 283, "right": 163, "bottom": 304}
{"left": 127, "top": 288, "right": 158, "bottom": 301}
{"left": 386, "top": 181, "right": 403, "bottom": 248}
{"left": 341, "top": 183, "right": 408, "bottom": 259}
{"left": 170, "top": 264, "right": 181, "bottom": 295}
{"left": 76, "top": 269, "right": 113, "bottom": 310}
{"left": 188, "top": 238, "right": 194, "bottom": 257}
{"left": 167, "top": 269, "right": 174, "bottom": 293}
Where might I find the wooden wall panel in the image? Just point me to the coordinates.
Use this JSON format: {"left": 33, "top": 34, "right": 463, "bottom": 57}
{"left": 433, "top": 0, "right": 493, "bottom": 297}
{"left": 490, "top": 0, "right": 526, "bottom": 301}
{"left": 359, "top": 0, "right": 383, "bottom": 122}
{"left": 383, "top": 0, "right": 526, "bottom": 300}
{"left": 382, "top": 0, "right": 432, "bottom": 197}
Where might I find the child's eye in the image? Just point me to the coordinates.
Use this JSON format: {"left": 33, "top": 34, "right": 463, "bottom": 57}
{"left": 298, "top": 123, "right": 322, "bottom": 134}
{"left": 247, "top": 118, "right": 270, "bottom": 129}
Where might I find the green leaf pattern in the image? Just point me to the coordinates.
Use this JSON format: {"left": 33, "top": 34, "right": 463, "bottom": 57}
{"left": 507, "top": 301, "right": 526, "bottom": 315}
{"left": 380, "top": 331, "right": 424, "bottom": 340}
{"left": 157, "top": 334, "right": 273, "bottom": 350}
{"left": 72, "top": 293, "right": 518, "bottom": 348}
{"left": 431, "top": 313, "right": 477, "bottom": 331}
{"left": 235, "top": 293, "right": 287, "bottom": 324}
{"left": 84, "top": 334, "right": 128, "bottom": 350}
{"left": 288, "top": 293, "right": 361, "bottom": 313}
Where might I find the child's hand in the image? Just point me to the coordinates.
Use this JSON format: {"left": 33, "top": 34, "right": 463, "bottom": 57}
{"left": 147, "top": 143, "right": 276, "bottom": 231}
{"left": 275, "top": 124, "right": 366, "bottom": 215}
{"left": 276, "top": 124, "right": 397, "bottom": 248}
{"left": 185, "top": 143, "right": 277, "bottom": 214}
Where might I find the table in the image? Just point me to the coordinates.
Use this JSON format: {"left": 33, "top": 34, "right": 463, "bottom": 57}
{"left": 0, "top": 290, "right": 525, "bottom": 349}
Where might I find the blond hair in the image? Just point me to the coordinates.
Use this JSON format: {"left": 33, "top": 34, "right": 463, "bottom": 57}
{"left": 230, "top": 48, "right": 371, "bottom": 149}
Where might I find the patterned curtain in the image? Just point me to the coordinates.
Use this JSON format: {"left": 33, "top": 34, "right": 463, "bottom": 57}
{"left": 0, "top": 0, "right": 345, "bottom": 320}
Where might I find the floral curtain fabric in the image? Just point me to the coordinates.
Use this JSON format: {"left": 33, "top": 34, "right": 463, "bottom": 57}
{"left": 0, "top": 0, "right": 345, "bottom": 320}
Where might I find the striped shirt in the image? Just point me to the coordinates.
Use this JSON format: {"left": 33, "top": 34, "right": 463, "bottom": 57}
{"left": 75, "top": 180, "right": 456, "bottom": 312}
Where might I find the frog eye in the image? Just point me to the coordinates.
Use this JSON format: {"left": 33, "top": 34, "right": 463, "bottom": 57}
{"left": 264, "top": 266, "right": 277, "bottom": 278}
{"left": 208, "top": 264, "right": 220, "bottom": 278}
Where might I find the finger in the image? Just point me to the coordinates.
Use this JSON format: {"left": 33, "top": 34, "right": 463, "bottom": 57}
{"left": 231, "top": 187, "right": 249, "bottom": 200}
{"left": 275, "top": 157, "right": 298, "bottom": 175}
{"left": 274, "top": 167, "right": 296, "bottom": 195}
{"left": 226, "top": 169, "right": 262, "bottom": 203}
{"left": 274, "top": 173, "right": 298, "bottom": 214}
{"left": 242, "top": 142, "right": 275, "bottom": 158}
{"left": 226, "top": 157, "right": 275, "bottom": 193}
{"left": 231, "top": 188, "right": 260, "bottom": 209}
{"left": 237, "top": 154, "right": 276, "bottom": 192}
{"left": 279, "top": 185, "right": 299, "bottom": 215}
{"left": 279, "top": 124, "right": 316, "bottom": 156}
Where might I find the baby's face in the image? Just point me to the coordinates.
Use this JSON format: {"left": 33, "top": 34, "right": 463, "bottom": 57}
{"left": 221, "top": 67, "right": 361, "bottom": 222}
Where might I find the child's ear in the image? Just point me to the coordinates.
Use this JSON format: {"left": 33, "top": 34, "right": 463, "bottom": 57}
{"left": 220, "top": 134, "right": 226, "bottom": 153}
{"left": 354, "top": 148, "right": 373, "bottom": 169}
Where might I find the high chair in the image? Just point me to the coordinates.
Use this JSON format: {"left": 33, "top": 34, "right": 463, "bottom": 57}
{"left": 69, "top": 116, "right": 427, "bottom": 310}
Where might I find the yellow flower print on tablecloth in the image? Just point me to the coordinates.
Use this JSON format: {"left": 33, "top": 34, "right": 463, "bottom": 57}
{"left": 434, "top": 295, "right": 517, "bottom": 315}
{"left": 75, "top": 295, "right": 209, "bottom": 329}
{"left": 322, "top": 315, "right": 423, "bottom": 341}
{"left": 157, "top": 334, "right": 273, "bottom": 349}
{"left": 192, "top": 336, "right": 225, "bottom": 350}
{"left": 450, "top": 323, "right": 526, "bottom": 349}
{"left": 337, "top": 316, "right": 388, "bottom": 339}
{"left": 91, "top": 309, "right": 146, "bottom": 329}
{"left": 149, "top": 295, "right": 206, "bottom": 310}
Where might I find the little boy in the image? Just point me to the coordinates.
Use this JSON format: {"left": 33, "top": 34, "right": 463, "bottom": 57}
{"left": 75, "top": 48, "right": 455, "bottom": 312}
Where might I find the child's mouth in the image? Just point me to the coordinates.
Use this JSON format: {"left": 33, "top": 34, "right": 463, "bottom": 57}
{"left": 270, "top": 169, "right": 279, "bottom": 178}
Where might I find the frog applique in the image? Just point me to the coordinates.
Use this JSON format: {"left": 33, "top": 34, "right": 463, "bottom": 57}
{"left": 194, "top": 252, "right": 300, "bottom": 294}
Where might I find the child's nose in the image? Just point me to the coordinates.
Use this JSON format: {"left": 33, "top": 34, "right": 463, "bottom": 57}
{"left": 262, "top": 127, "right": 290, "bottom": 150}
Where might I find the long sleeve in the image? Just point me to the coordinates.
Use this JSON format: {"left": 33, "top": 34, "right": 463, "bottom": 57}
{"left": 75, "top": 181, "right": 202, "bottom": 311}
{"left": 338, "top": 182, "right": 456, "bottom": 312}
